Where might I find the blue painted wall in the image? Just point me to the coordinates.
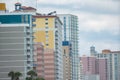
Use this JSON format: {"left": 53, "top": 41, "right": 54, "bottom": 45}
{"left": 62, "top": 41, "right": 70, "bottom": 46}
{"left": 0, "top": 15, "right": 31, "bottom": 24}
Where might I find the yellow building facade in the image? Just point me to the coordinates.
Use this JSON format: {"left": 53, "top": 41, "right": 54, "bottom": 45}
{"left": 33, "top": 15, "right": 63, "bottom": 80}
{"left": 33, "top": 16, "right": 56, "bottom": 49}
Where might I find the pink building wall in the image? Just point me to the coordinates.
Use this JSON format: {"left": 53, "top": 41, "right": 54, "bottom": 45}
{"left": 80, "top": 56, "right": 107, "bottom": 80}
{"left": 34, "top": 42, "right": 44, "bottom": 78}
{"left": 97, "top": 59, "right": 107, "bottom": 80}
{"left": 81, "top": 56, "right": 96, "bottom": 74}
{"left": 44, "top": 48, "right": 55, "bottom": 80}
{"left": 34, "top": 43, "right": 56, "bottom": 80}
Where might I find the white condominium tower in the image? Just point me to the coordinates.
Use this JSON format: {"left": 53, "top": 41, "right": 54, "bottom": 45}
{"left": 58, "top": 14, "right": 79, "bottom": 80}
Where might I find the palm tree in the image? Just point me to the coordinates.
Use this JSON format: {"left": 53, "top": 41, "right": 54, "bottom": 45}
{"left": 26, "top": 70, "right": 45, "bottom": 80}
{"left": 27, "top": 70, "right": 37, "bottom": 80}
{"left": 26, "top": 77, "right": 32, "bottom": 80}
{"left": 8, "top": 71, "right": 15, "bottom": 80}
{"left": 14, "top": 72, "right": 22, "bottom": 80}
{"left": 8, "top": 71, "right": 22, "bottom": 80}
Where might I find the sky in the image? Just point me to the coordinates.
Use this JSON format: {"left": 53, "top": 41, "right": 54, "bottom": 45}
{"left": 1, "top": 0, "right": 120, "bottom": 56}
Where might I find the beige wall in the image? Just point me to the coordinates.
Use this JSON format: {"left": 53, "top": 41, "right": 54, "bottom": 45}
{"left": 63, "top": 46, "right": 72, "bottom": 80}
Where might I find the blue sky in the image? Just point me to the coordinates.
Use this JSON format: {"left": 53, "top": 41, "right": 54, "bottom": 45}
{"left": 1, "top": 0, "right": 120, "bottom": 56}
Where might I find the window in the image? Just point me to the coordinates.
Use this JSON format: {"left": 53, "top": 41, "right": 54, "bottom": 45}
{"left": 45, "top": 22, "right": 48, "bottom": 25}
{"left": 26, "top": 38, "right": 30, "bottom": 41}
{"left": 32, "top": 24, "right": 36, "bottom": 27}
{"left": 26, "top": 32, "right": 30, "bottom": 35}
{"left": 25, "top": 15, "right": 28, "bottom": 23}
{"left": 27, "top": 49, "right": 30, "bottom": 52}
{"left": 22, "top": 15, "right": 24, "bottom": 23}
{"left": 64, "top": 49, "right": 66, "bottom": 54}
{"left": 27, "top": 61, "right": 30, "bottom": 64}
{"left": 27, "top": 55, "right": 30, "bottom": 58}
{"left": 64, "top": 17, "right": 66, "bottom": 19}
{"left": 27, "top": 44, "right": 30, "bottom": 46}
{"left": 55, "top": 26, "right": 57, "bottom": 28}
{"left": 45, "top": 31, "right": 48, "bottom": 33}
{"left": 46, "top": 44, "right": 49, "bottom": 46}
{"left": 26, "top": 26, "right": 30, "bottom": 29}
{"left": 32, "top": 18, "right": 36, "bottom": 22}
{"left": 45, "top": 18, "right": 48, "bottom": 20}
{"left": 114, "top": 54, "right": 117, "bottom": 56}
{"left": 45, "top": 26, "right": 49, "bottom": 29}
{"left": 27, "top": 67, "right": 30, "bottom": 69}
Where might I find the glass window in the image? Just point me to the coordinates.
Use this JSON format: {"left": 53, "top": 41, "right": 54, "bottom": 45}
{"left": 26, "top": 37, "right": 30, "bottom": 40}
{"left": 64, "top": 49, "right": 66, "bottom": 54}
{"left": 45, "top": 31, "right": 48, "bottom": 33}
{"left": 27, "top": 55, "right": 30, "bottom": 58}
{"left": 27, "top": 61, "right": 30, "bottom": 64}
{"left": 32, "top": 18, "right": 36, "bottom": 22}
{"left": 45, "top": 26, "right": 48, "bottom": 29}
{"left": 46, "top": 44, "right": 49, "bottom": 46}
{"left": 27, "top": 49, "right": 30, "bottom": 52}
{"left": 27, "top": 67, "right": 30, "bottom": 69}
{"left": 24, "top": 15, "right": 28, "bottom": 23}
{"left": 26, "top": 26, "right": 30, "bottom": 29}
{"left": 64, "top": 17, "right": 66, "bottom": 19}
{"left": 45, "top": 18, "right": 48, "bottom": 20}
{"left": 45, "top": 22, "right": 48, "bottom": 25}
{"left": 27, "top": 44, "right": 30, "bottom": 46}
{"left": 26, "top": 32, "right": 30, "bottom": 35}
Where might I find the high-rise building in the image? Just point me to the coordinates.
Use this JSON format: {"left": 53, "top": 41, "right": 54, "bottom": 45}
{"left": 94, "top": 49, "right": 120, "bottom": 80}
{"left": 0, "top": 13, "right": 35, "bottom": 80}
{"left": 80, "top": 56, "right": 107, "bottom": 80}
{"left": 62, "top": 41, "right": 72, "bottom": 80}
{"left": 34, "top": 42, "right": 44, "bottom": 78}
{"left": 34, "top": 43, "right": 57, "bottom": 80}
{"left": 84, "top": 74, "right": 100, "bottom": 80}
{"left": 96, "top": 58, "right": 107, "bottom": 80}
{"left": 44, "top": 48, "right": 56, "bottom": 80}
{"left": 79, "top": 61, "right": 84, "bottom": 80}
{"left": 33, "top": 15, "right": 63, "bottom": 80}
{"left": 81, "top": 56, "right": 96, "bottom": 74}
{"left": 90, "top": 46, "right": 97, "bottom": 56}
{"left": 58, "top": 14, "right": 79, "bottom": 80}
